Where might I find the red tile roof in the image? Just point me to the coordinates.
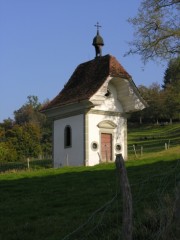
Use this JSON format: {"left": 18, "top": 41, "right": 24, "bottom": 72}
{"left": 41, "top": 54, "right": 131, "bottom": 111}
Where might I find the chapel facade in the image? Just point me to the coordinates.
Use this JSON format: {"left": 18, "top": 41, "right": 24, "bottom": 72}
{"left": 41, "top": 28, "right": 146, "bottom": 167}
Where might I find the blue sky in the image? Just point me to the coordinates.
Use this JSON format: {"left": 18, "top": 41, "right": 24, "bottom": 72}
{"left": 0, "top": 0, "right": 167, "bottom": 122}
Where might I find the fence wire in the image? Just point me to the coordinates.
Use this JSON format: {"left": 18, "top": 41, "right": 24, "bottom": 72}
{"left": 61, "top": 158, "right": 180, "bottom": 240}
{"left": 0, "top": 159, "right": 52, "bottom": 173}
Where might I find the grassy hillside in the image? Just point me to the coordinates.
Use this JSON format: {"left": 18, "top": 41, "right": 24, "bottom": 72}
{"left": 0, "top": 146, "right": 179, "bottom": 240}
{"left": 128, "top": 123, "right": 180, "bottom": 154}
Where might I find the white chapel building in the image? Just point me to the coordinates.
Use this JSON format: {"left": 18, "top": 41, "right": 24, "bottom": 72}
{"left": 42, "top": 28, "right": 146, "bottom": 167}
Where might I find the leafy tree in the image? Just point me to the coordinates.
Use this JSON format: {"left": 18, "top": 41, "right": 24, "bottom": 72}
{"left": 6, "top": 123, "right": 42, "bottom": 161}
{"left": 0, "top": 96, "right": 52, "bottom": 162}
{"left": 0, "top": 118, "right": 14, "bottom": 132}
{"left": 40, "top": 122, "right": 52, "bottom": 159}
{"left": 162, "top": 57, "right": 180, "bottom": 122}
{"left": 143, "top": 83, "right": 164, "bottom": 123}
{"left": 162, "top": 56, "right": 180, "bottom": 88}
{"left": 14, "top": 95, "right": 46, "bottom": 126}
{"left": 0, "top": 142, "right": 18, "bottom": 162}
{"left": 129, "top": 85, "right": 150, "bottom": 124}
{"left": 126, "top": 0, "right": 180, "bottom": 63}
{"left": 129, "top": 83, "right": 166, "bottom": 124}
{"left": 162, "top": 84, "right": 180, "bottom": 123}
{"left": 26, "top": 95, "right": 41, "bottom": 110}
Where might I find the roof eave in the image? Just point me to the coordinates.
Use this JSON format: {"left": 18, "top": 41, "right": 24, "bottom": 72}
{"left": 41, "top": 99, "right": 94, "bottom": 119}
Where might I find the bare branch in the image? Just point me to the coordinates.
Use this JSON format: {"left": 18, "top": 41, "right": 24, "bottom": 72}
{"left": 126, "top": 0, "right": 180, "bottom": 63}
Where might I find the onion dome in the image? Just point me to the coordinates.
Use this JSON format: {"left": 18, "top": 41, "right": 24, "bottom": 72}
{"left": 92, "top": 22, "right": 104, "bottom": 57}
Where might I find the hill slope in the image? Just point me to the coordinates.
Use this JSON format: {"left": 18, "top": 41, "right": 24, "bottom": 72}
{"left": 0, "top": 147, "right": 179, "bottom": 240}
{"left": 128, "top": 123, "right": 180, "bottom": 154}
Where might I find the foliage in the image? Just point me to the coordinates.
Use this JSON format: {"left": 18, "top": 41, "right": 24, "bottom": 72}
{"left": 162, "top": 56, "right": 180, "bottom": 122}
{"left": 130, "top": 83, "right": 166, "bottom": 123}
{"left": 126, "top": 0, "right": 180, "bottom": 63}
{"left": 163, "top": 56, "right": 180, "bottom": 88}
{"left": 129, "top": 56, "right": 180, "bottom": 124}
{"left": 6, "top": 123, "right": 42, "bottom": 161}
{"left": 14, "top": 95, "right": 46, "bottom": 126}
{"left": 0, "top": 142, "right": 17, "bottom": 162}
{"left": 162, "top": 83, "right": 180, "bottom": 122}
{"left": 0, "top": 96, "right": 52, "bottom": 162}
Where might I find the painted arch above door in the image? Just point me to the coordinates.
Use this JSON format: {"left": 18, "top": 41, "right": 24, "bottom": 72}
{"left": 97, "top": 120, "right": 117, "bottom": 129}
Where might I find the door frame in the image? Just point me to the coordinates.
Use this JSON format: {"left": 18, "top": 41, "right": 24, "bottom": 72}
{"left": 100, "top": 133, "right": 113, "bottom": 162}
{"left": 99, "top": 129, "right": 114, "bottom": 163}
{"left": 97, "top": 120, "right": 116, "bottom": 163}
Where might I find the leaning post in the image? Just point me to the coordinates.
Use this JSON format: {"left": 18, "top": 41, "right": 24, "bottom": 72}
{"left": 115, "top": 154, "right": 133, "bottom": 240}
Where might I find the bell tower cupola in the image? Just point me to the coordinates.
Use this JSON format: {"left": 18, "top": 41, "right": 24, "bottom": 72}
{"left": 92, "top": 22, "right": 104, "bottom": 57}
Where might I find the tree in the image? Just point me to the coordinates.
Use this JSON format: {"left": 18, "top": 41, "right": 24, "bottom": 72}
{"left": 0, "top": 142, "right": 17, "bottom": 162}
{"left": 129, "top": 83, "right": 167, "bottom": 124}
{"left": 162, "top": 56, "right": 180, "bottom": 88}
{"left": 14, "top": 95, "right": 45, "bottom": 126}
{"left": 161, "top": 57, "right": 180, "bottom": 122}
{"left": 0, "top": 118, "right": 14, "bottom": 131}
{"left": 129, "top": 85, "right": 149, "bottom": 124}
{"left": 144, "top": 83, "right": 164, "bottom": 123}
{"left": 0, "top": 96, "right": 52, "bottom": 162}
{"left": 126, "top": 0, "right": 180, "bottom": 63}
{"left": 162, "top": 84, "right": 180, "bottom": 123}
{"left": 6, "top": 123, "right": 42, "bottom": 161}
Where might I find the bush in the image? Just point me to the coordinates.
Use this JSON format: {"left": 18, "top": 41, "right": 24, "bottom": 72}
{"left": 0, "top": 142, "right": 18, "bottom": 162}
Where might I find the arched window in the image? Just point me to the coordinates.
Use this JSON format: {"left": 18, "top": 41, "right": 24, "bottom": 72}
{"left": 64, "top": 125, "right": 72, "bottom": 148}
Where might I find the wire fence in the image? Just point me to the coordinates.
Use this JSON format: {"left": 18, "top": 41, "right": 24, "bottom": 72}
{"left": 0, "top": 141, "right": 179, "bottom": 173}
{"left": 128, "top": 140, "right": 180, "bottom": 156}
{"left": 0, "top": 159, "right": 52, "bottom": 173}
{"left": 61, "top": 155, "right": 180, "bottom": 240}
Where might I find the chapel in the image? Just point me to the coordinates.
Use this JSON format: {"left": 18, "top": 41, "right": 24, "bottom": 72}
{"left": 41, "top": 25, "right": 146, "bottom": 167}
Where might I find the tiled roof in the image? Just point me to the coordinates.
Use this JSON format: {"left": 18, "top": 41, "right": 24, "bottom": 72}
{"left": 41, "top": 54, "right": 131, "bottom": 111}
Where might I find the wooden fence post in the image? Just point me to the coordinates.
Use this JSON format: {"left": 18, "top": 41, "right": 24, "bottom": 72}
{"left": 174, "top": 183, "right": 180, "bottom": 238}
{"left": 165, "top": 143, "right": 167, "bottom": 150}
{"left": 115, "top": 154, "right": 133, "bottom": 240}
{"left": 141, "top": 146, "right": 143, "bottom": 156}
{"left": 133, "top": 145, "right": 137, "bottom": 158}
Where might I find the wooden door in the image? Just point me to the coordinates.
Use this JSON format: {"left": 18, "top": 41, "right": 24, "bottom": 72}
{"left": 101, "top": 133, "right": 112, "bottom": 162}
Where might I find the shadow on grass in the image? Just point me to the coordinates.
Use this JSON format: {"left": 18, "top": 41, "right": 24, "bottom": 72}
{"left": 0, "top": 159, "right": 179, "bottom": 240}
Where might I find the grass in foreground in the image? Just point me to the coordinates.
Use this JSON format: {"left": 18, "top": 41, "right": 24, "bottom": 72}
{"left": 0, "top": 147, "right": 179, "bottom": 240}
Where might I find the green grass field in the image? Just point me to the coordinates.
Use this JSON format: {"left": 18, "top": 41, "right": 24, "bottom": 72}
{"left": 128, "top": 123, "right": 180, "bottom": 154}
{"left": 0, "top": 145, "right": 179, "bottom": 240}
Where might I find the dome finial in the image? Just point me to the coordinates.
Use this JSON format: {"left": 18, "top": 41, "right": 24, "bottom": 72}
{"left": 92, "top": 22, "right": 104, "bottom": 57}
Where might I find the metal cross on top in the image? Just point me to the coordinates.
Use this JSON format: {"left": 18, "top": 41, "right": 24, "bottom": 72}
{"left": 94, "top": 22, "right": 102, "bottom": 31}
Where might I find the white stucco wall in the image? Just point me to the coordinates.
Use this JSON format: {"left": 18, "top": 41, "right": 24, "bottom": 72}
{"left": 53, "top": 114, "right": 84, "bottom": 167}
{"left": 87, "top": 113, "right": 127, "bottom": 166}
{"left": 53, "top": 82, "right": 128, "bottom": 167}
{"left": 93, "top": 82, "right": 123, "bottom": 112}
{"left": 86, "top": 82, "right": 127, "bottom": 166}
